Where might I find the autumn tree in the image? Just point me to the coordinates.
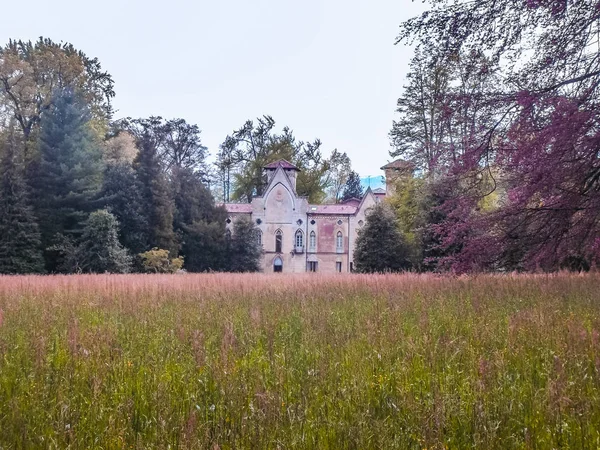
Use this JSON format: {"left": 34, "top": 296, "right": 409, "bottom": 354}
{"left": 397, "top": 0, "right": 600, "bottom": 271}
{"left": 0, "top": 38, "right": 114, "bottom": 155}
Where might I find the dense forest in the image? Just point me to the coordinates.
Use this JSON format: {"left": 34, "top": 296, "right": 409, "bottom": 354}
{"left": 0, "top": 38, "right": 363, "bottom": 274}
{"left": 379, "top": 0, "right": 600, "bottom": 273}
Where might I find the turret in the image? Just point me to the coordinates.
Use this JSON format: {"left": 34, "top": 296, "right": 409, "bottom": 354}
{"left": 380, "top": 159, "right": 415, "bottom": 196}
{"left": 263, "top": 159, "right": 301, "bottom": 191}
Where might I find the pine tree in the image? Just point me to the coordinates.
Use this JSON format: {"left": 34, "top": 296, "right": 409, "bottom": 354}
{"left": 228, "top": 217, "right": 262, "bottom": 272}
{"left": 354, "top": 203, "right": 411, "bottom": 273}
{"left": 99, "top": 163, "right": 149, "bottom": 256}
{"left": 134, "top": 132, "right": 178, "bottom": 255}
{"left": 34, "top": 87, "right": 103, "bottom": 270}
{"left": 0, "top": 128, "right": 45, "bottom": 274}
{"left": 341, "top": 171, "right": 364, "bottom": 201}
{"left": 173, "top": 167, "right": 229, "bottom": 272}
{"left": 78, "top": 210, "right": 132, "bottom": 273}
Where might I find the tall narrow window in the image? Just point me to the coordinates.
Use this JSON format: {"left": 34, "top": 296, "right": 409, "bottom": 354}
{"left": 336, "top": 231, "right": 343, "bottom": 253}
{"left": 274, "top": 257, "right": 283, "bottom": 273}
{"left": 275, "top": 230, "right": 282, "bottom": 253}
{"left": 295, "top": 230, "right": 303, "bottom": 248}
{"left": 336, "top": 261, "right": 342, "bottom": 273}
{"left": 309, "top": 231, "right": 316, "bottom": 251}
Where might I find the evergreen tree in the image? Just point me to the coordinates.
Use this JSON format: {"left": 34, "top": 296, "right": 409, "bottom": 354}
{"left": 99, "top": 163, "right": 149, "bottom": 256}
{"left": 0, "top": 128, "right": 44, "bottom": 274}
{"left": 33, "top": 87, "right": 103, "bottom": 270}
{"left": 341, "top": 171, "right": 364, "bottom": 201}
{"left": 78, "top": 209, "right": 132, "bottom": 273}
{"left": 173, "top": 167, "right": 229, "bottom": 272}
{"left": 227, "top": 217, "right": 262, "bottom": 272}
{"left": 134, "top": 131, "right": 178, "bottom": 255}
{"left": 173, "top": 167, "right": 220, "bottom": 229}
{"left": 354, "top": 203, "right": 411, "bottom": 273}
{"left": 181, "top": 220, "right": 228, "bottom": 272}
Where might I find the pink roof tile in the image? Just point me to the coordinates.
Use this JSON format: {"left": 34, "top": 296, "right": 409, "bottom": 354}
{"left": 263, "top": 159, "right": 300, "bottom": 171}
{"left": 220, "top": 203, "right": 253, "bottom": 214}
{"left": 308, "top": 204, "right": 357, "bottom": 215}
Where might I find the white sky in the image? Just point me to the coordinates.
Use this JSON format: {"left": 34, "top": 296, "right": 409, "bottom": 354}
{"left": 0, "top": 0, "right": 426, "bottom": 178}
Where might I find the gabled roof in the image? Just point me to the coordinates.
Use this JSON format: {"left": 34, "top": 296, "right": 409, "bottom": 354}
{"left": 380, "top": 159, "right": 416, "bottom": 171}
{"left": 220, "top": 203, "right": 253, "bottom": 214}
{"left": 263, "top": 159, "right": 300, "bottom": 171}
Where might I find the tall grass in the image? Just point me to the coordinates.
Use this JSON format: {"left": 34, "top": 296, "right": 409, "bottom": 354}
{"left": 0, "top": 273, "right": 599, "bottom": 448}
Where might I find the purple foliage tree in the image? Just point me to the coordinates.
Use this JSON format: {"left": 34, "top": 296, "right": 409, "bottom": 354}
{"left": 398, "top": 0, "right": 600, "bottom": 271}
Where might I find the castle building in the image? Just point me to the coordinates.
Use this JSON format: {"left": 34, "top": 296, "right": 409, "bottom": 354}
{"left": 222, "top": 159, "right": 404, "bottom": 273}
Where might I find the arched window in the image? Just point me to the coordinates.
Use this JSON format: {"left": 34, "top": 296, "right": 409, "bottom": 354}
{"left": 273, "top": 256, "right": 283, "bottom": 273}
{"left": 295, "top": 229, "right": 303, "bottom": 248}
{"left": 310, "top": 231, "right": 316, "bottom": 251}
{"left": 336, "top": 231, "right": 343, "bottom": 253}
{"left": 275, "top": 230, "right": 282, "bottom": 253}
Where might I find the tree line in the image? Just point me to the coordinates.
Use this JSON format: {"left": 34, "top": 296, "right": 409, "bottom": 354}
{"left": 365, "top": 0, "right": 600, "bottom": 274}
{"left": 0, "top": 38, "right": 363, "bottom": 274}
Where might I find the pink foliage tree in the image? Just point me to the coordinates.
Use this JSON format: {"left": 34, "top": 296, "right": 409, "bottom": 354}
{"left": 397, "top": 0, "right": 600, "bottom": 271}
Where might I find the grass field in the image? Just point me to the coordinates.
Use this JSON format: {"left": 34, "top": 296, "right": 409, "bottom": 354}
{"left": 0, "top": 273, "right": 599, "bottom": 449}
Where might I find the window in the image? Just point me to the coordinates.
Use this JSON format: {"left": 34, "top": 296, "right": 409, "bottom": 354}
{"left": 275, "top": 230, "right": 282, "bottom": 253}
{"left": 336, "top": 231, "right": 343, "bottom": 253}
{"left": 295, "top": 230, "right": 303, "bottom": 248}
{"left": 309, "top": 231, "right": 316, "bottom": 251}
{"left": 274, "top": 257, "right": 283, "bottom": 273}
{"left": 336, "top": 262, "right": 342, "bottom": 273}
{"left": 308, "top": 261, "right": 318, "bottom": 272}
{"left": 350, "top": 262, "right": 354, "bottom": 272}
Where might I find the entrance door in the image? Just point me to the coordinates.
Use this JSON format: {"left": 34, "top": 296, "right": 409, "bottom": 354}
{"left": 273, "top": 257, "right": 283, "bottom": 273}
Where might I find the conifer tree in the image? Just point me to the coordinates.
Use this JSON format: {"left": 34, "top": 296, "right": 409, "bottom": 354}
{"left": 0, "top": 128, "right": 44, "bottom": 274}
{"left": 341, "top": 171, "right": 364, "bottom": 201}
{"left": 33, "top": 87, "right": 103, "bottom": 269}
{"left": 134, "top": 131, "right": 178, "bottom": 255}
{"left": 354, "top": 203, "right": 411, "bottom": 273}
{"left": 99, "top": 162, "right": 149, "bottom": 256}
{"left": 228, "top": 217, "right": 262, "bottom": 272}
{"left": 173, "top": 167, "right": 229, "bottom": 272}
{"left": 78, "top": 209, "right": 132, "bottom": 273}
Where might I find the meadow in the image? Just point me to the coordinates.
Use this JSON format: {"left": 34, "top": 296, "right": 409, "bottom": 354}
{"left": 0, "top": 273, "right": 599, "bottom": 449}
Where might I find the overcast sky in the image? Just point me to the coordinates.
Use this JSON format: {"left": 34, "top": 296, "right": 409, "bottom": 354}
{"left": 0, "top": 0, "right": 426, "bottom": 178}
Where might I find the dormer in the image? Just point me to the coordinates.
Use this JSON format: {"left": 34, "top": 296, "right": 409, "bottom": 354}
{"left": 264, "top": 159, "right": 301, "bottom": 191}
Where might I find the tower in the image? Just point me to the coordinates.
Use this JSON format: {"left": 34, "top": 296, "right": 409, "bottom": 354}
{"left": 380, "top": 159, "right": 415, "bottom": 196}
{"left": 263, "top": 159, "right": 301, "bottom": 192}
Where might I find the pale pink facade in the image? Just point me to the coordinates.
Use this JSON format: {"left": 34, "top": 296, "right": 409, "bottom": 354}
{"left": 222, "top": 160, "right": 385, "bottom": 274}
